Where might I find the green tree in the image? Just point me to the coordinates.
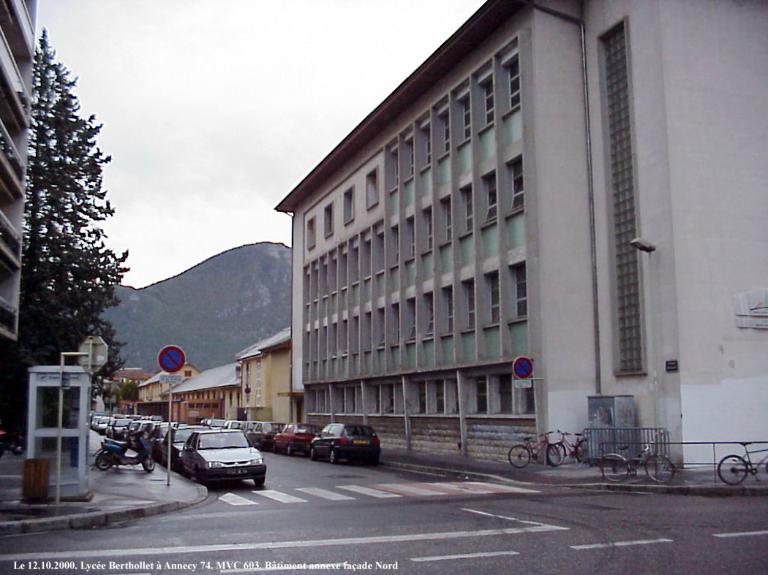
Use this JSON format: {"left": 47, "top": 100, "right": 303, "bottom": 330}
{"left": 0, "top": 30, "right": 128, "bottom": 430}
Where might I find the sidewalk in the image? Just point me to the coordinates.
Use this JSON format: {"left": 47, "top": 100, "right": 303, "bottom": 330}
{"left": 0, "top": 433, "right": 207, "bottom": 536}
{"left": 380, "top": 447, "right": 768, "bottom": 497}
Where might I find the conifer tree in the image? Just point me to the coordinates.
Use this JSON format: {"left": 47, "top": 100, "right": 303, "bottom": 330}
{"left": 0, "top": 31, "right": 128, "bottom": 429}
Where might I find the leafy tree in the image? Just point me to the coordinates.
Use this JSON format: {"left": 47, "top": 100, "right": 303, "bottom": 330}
{"left": 0, "top": 30, "right": 128, "bottom": 430}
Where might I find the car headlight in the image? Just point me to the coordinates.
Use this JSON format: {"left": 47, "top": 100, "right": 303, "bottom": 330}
{"left": 249, "top": 457, "right": 263, "bottom": 465}
{"left": 208, "top": 461, "right": 224, "bottom": 468}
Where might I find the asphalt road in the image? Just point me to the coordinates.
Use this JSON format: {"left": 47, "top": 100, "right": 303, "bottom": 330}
{"left": 1, "top": 450, "right": 766, "bottom": 575}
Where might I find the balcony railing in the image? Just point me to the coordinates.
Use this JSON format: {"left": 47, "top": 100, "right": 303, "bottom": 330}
{"left": 0, "top": 207, "right": 20, "bottom": 267}
{"left": 0, "top": 294, "right": 16, "bottom": 336}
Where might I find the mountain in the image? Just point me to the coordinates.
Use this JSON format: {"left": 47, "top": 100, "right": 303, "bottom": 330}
{"left": 104, "top": 242, "right": 291, "bottom": 372}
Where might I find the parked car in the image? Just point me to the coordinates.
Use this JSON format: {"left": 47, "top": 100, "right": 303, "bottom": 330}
{"left": 153, "top": 425, "right": 205, "bottom": 469}
{"left": 244, "top": 421, "right": 284, "bottom": 452}
{"left": 309, "top": 423, "right": 381, "bottom": 465}
{"left": 91, "top": 416, "right": 110, "bottom": 433}
{"left": 206, "top": 418, "right": 226, "bottom": 429}
{"left": 179, "top": 430, "right": 266, "bottom": 486}
{"left": 106, "top": 418, "right": 132, "bottom": 440}
{"left": 223, "top": 420, "right": 245, "bottom": 430}
{"left": 273, "top": 423, "right": 319, "bottom": 456}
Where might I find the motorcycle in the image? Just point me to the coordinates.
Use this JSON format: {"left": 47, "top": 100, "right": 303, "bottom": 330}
{"left": 0, "top": 421, "right": 24, "bottom": 458}
{"left": 94, "top": 435, "right": 155, "bottom": 473}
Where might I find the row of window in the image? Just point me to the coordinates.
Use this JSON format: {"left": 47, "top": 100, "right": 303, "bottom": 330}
{"left": 303, "top": 262, "right": 526, "bottom": 364}
{"left": 307, "top": 374, "right": 534, "bottom": 417}
{"left": 305, "top": 43, "right": 521, "bottom": 250}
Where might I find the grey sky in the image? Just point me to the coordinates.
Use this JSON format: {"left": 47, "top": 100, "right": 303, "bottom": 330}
{"left": 37, "top": 0, "right": 485, "bottom": 288}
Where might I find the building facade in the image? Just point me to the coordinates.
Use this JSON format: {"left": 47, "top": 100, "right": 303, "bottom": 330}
{"left": 237, "top": 327, "right": 296, "bottom": 423}
{"left": 276, "top": 0, "right": 768, "bottom": 462}
{"left": 173, "top": 363, "right": 240, "bottom": 424}
{"left": 0, "top": 0, "right": 36, "bottom": 340}
{"left": 136, "top": 363, "right": 199, "bottom": 419}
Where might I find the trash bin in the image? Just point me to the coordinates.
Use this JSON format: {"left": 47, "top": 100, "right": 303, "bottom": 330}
{"left": 22, "top": 458, "right": 49, "bottom": 502}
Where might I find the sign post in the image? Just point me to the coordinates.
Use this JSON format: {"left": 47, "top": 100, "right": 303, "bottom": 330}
{"left": 157, "top": 345, "right": 186, "bottom": 487}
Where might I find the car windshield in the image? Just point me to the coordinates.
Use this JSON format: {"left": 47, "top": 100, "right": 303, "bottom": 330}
{"left": 198, "top": 433, "right": 249, "bottom": 450}
{"left": 208, "top": 419, "right": 225, "bottom": 427}
{"left": 173, "top": 428, "right": 197, "bottom": 444}
{"left": 114, "top": 420, "right": 130, "bottom": 427}
{"left": 295, "top": 425, "right": 317, "bottom": 434}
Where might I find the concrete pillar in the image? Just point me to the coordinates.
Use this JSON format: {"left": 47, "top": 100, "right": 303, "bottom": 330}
{"left": 401, "top": 375, "right": 412, "bottom": 451}
{"left": 457, "top": 369, "right": 468, "bottom": 457}
{"left": 361, "top": 380, "right": 368, "bottom": 425}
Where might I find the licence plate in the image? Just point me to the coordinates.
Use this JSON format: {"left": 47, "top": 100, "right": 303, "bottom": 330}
{"left": 353, "top": 440, "right": 370, "bottom": 446}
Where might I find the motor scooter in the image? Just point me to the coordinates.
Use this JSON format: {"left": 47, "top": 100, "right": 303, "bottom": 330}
{"left": 94, "top": 434, "right": 155, "bottom": 472}
{"left": 0, "top": 420, "right": 24, "bottom": 458}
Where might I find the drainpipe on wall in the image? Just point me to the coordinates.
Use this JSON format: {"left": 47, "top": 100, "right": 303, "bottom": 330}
{"left": 519, "top": 0, "right": 602, "bottom": 395}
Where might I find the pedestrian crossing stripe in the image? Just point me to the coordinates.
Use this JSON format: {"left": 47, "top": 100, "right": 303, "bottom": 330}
{"left": 220, "top": 481, "right": 539, "bottom": 506}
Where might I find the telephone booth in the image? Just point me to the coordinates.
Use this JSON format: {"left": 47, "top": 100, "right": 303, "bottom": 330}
{"left": 27, "top": 366, "right": 91, "bottom": 499}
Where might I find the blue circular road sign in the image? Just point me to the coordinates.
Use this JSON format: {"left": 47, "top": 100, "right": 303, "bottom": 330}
{"left": 512, "top": 356, "right": 534, "bottom": 379}
{"left": 157, "top": 345, "right": 186, "bottom": 373}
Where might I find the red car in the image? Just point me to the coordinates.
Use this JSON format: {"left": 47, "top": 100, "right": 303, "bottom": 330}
{"left": 273, "top": 423, "right": 319, "bottom": 456}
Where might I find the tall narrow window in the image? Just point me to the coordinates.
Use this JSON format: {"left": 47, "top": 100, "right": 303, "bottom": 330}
{"left": 424, "top": 292, "right": 434, "bottom": 336}
{"left": 389, "top": 145, "right": 399, "bottom": 186}
{"left": 350, "top": 241, "right": 359, "bottom": 283}
{"left": 406, "top": 298, "right": 416, "bottom": 340}
{"left": 460, "top": 96, "right": 471, "bottom": 140}
{"left": 487, "top": 271, "right": 500, "bottom": 324}
{"left": 324, "top": 203, "right": 334, "bottom": 238}
{"left": 483, "top": 172, "right": 497, "bottom": 222}
{"left": 422, "top": 123, "right": 431, "bottom": 165}
{"left": 509, "top": 157, "right": 524, "bottom": 210}
{"left": 306, "top": 217, "right": 316, "bottom": 250}
{"left": 374, "top": 227, "right": 385, "bottom": 273}
{"left": 376, "top": 308, "right": 385, "bottom": 347}
{"left": 391, "top": 302, "right": 400, "bottom": 344}
{"left": 603, "top": 23, "right": 642, "bottom": 373}
{"left": 343, "top": 187, "right": 355, "bottom": 223}
{"left": 406, "top": 217, "right": 415, "bottom": 260}
{"left": 440, "top": 196, "right": 452, "bottom": 242}
{"left": 442, "top": 285, "right": 454, "bottom": 333}
{"left": 390, "top": 224, "right": 399, "bottom": 266}
{"left": 423, "top": 207, "right": 433, "bottom": 251}
{"left": 463, "top": 279, "right": 475, "bottom": 328}
{"left": 361, "top": 235, "right": 372, "bottom": 279}
{"left": 366, "top": 170, "right": 379, "bottom": 209}
{"left": 499, "top": 374, "right": 513, "bottom": 413}
{"left": 439, "top": 110, "right": 450, "bottom": 153}
{"left": 507, "top": 54, "right": 520, "bottom": 110}
{"left": 461, "top": 185, "right": 473, "bottom": 233}
{"left": 404, "top": 138, "right": 414, "bottom": 178}
{"left": 475, "top": 377, "right": 487, "bottom": 413}
{"left": 482, "top": 78, "right": 494, "bottom": 125}
{"left": 511, "top": 262, "right": 527, "bottom": 318}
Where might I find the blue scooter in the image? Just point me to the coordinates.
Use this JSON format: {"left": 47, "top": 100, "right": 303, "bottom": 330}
{"left": 95, "top": 434, "right": 155, "bottom": 473}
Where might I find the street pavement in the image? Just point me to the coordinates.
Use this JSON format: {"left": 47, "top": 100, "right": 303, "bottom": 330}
{"left": 0, "top": 449, "right": 766, "bottom": 575}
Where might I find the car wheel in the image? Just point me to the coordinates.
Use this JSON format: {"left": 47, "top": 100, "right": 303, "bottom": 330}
{"left": 310, "top": 446, "right": 318, "bottom": 461}
{"left": 329, "top": 448, "right": 339, "bottom": 465}
{"left": 253, "top": 477, "right": 265, "bottom": 488}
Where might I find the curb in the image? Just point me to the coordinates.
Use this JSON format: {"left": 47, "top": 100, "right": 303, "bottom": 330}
{"left": 382, "top": 459, "right": 539, "bottom": 487}
{"left": 0, "top": 484, "right": 208, "bottom": 536}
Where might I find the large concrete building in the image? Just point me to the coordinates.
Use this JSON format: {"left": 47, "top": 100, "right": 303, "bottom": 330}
{"left": 276, "top": 0, "right": 768, "bottom": 462}
{"left": 0, "top": 0, "right": 36, "bottom": 340}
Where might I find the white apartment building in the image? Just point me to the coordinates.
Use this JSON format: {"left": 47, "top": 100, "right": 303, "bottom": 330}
{"left": 276, "top": 0, "right": 768, "bottom": 462}
{"left": 0, "top": 0, "right": 36, "bottom": 340}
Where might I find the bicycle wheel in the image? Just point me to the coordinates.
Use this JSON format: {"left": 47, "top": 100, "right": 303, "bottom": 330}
{"left": 508, "top": 444, "right": 531, "bottom": 468}
{"left": 717, "top": 455, "right": 749, "bottom": 485}
{"left": 574, "top": 440, "right": 587, "bottom": 463}
{"left": 600, "top": 453, "right": 629, "bottom": 482}
{"left": 547, "top": 443, "right": 564, "bottom": 467}
{"left": 644, "top": 455, "right": 675, "bottom": 484}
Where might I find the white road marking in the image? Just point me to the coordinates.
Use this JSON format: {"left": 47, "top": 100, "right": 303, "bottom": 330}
{"left": 713, "top": 530, "right": 768, "bottom": 539}
{"left": 219, "top": 493, "right": 258, "bottom": 506}
{"left": 571, "top": 538, "right": 674, "bottom": 550}
{"left": 0, "top": 525, "right": 569, "bottom": 561}
{"left": 336, "top": 485, "right": 402, "bottom": 498}
{"left": 411, "top": 550, "right": 520, "bottom": 562}
{"left": 295, "top": 487, "right": 355, "bottom": 501}
{"left": 463, "top": 481, "right": 540, "bottom": 494}
{"left": 375, "top": 482, "right": 444, "bottom": 496}
{"left": 462, "top": 508, "right": 518, "bottom": 521}
{"left": 250, "top": 490, "right": 307, "bottom": 504}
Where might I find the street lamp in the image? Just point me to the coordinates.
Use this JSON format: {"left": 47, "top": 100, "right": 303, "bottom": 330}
{"left": 630, "top": 237, "right": 658, "bottom": 429}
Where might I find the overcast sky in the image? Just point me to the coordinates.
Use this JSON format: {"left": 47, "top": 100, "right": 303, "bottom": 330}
{"left": 37, "top": 0, "right": 486, "bottom": 288}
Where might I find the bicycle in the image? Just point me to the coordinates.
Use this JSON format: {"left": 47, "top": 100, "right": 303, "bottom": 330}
{"left": 508, "top": 431, "right": 563, "bottom": 468}
{"left": 599, "top": 442, "right": 676, "bottom": 484}
{"left": 717, "top": 442, "right": 768, "bottom": 485}
{"left": 549, "top": 429, "right": 588, "bottom": 465}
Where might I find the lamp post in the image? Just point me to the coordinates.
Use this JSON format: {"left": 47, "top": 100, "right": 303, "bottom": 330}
{"left": 630, "top": 237, "right": 658, "bottom": 429}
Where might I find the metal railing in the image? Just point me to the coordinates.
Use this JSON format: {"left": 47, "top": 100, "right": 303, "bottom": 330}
{"left": 583, "top": 427, "right": 669, "bottom": 462}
